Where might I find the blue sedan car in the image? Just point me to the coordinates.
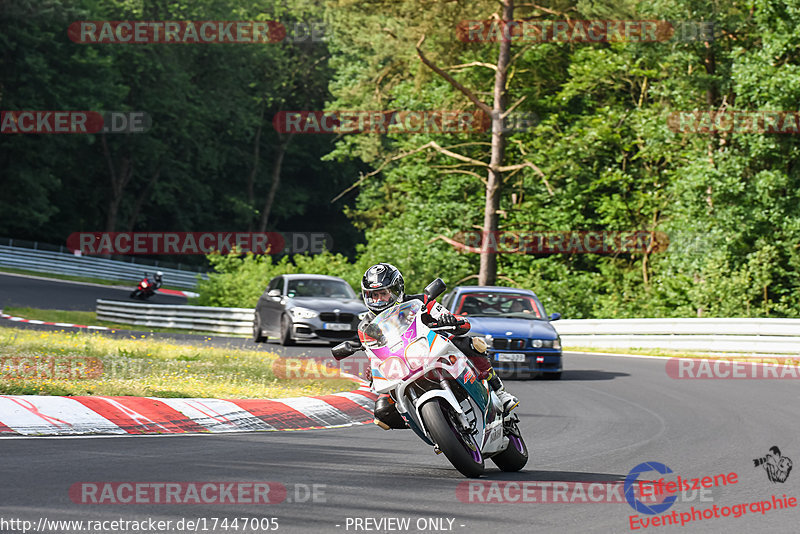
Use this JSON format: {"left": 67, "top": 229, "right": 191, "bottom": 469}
{"left": 441, "top": 286, "right": 563, "bottom": 379}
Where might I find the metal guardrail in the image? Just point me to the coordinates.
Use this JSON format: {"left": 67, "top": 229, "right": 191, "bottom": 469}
{"left": 96, "top": 300, "right": 252, "bottom": 335}
{"left": 553, "top": 318, "right": 800, "bottom": 354}
{"left": 92, "top": 300, "right": 800, "bottom": 353}
{"left": 0, "top": 244, "right": 207, "bottom": 289}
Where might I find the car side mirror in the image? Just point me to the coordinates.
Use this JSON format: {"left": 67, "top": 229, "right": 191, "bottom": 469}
{"left": 268, "top": 289, "right": 281, "bottom": 298}
{"left": 549, "top": 312, "right": 561, "bottom": 321}
{"left": 424, "top": 278, "right": 446, "bottom": 300}
{"left": 331, "top": 341, "right": 362, "bottom": 360}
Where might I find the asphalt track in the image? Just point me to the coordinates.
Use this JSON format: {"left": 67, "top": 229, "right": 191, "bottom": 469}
{"left": 0, "top": 272, "right": 187, "bottom": 310}
{"left": 0, "top": 274, "right": 798, "bottom": 533}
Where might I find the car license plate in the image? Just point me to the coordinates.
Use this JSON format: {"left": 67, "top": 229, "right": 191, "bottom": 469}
{"left": 323, "top": 323, "right": 350, "bottom": 331}
{"left": 496, "top": 353, "right": 526, "bottom": 362}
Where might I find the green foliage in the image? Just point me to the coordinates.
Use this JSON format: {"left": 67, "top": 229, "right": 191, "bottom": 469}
{"left": 194, "top": 251, "right": 363, "bottom": 307}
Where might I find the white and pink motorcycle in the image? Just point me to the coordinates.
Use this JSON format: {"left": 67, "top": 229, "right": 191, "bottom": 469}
{"left": 332, "top": 279, "right": 528, "bottom": 477}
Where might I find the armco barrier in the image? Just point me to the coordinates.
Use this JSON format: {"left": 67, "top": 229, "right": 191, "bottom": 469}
{"left": 553, "top": 318, "right": 800, "bottom": 354}
{"left": 91, "top": 300, "right": 800, "bottom": 354}
{"left": 96, "top": 300, "right": 252, "bottom": 335}
{"left": 0, "top": 244, "right": 207, "bottom": 289}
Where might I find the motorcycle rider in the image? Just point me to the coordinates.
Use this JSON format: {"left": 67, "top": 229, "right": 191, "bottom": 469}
{"left": 153, "top": 271, "right": 163, "bottom": 290}
{"left": 358, "top": 263, "right": 519, "bottom": 430}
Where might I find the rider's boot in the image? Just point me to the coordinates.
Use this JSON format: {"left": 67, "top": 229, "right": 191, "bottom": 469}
{"left": 373, "top": 394, "right": 407, "bottom": 430}
{"left": 488, "top": 373, "right": 519, "bottom": 414}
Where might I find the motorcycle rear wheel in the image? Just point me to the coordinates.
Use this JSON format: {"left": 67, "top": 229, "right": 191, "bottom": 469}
{"left": 491, "top": 422, "right": 528, "bottom": 472}
{"left": 420, "top": 400, "right": 484, "bottom": 478}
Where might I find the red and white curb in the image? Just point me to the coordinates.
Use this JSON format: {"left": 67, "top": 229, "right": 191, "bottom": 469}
{"left": 0, "top": 388, "right": 378, "bottom": 436}
{"left": 0, "top": 310, "right": 109, "bottom": 330}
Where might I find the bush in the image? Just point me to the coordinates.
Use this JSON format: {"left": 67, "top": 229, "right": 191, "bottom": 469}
{"left": 194, "top": 251, "right": 363, "bottom": 308}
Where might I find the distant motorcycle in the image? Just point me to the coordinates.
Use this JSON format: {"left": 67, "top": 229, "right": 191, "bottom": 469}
{"left": 130, "top": 271, "right": 163, "bottom": 300}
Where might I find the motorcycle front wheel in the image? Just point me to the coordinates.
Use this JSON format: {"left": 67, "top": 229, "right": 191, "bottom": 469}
{"left": 420, "top": 399, "right": 484, "bottom": 478}
{"left": 491, "top": 422, "right": 528, "bottom": 472}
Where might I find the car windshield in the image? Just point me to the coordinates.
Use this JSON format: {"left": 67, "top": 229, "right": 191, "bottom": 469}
{"left": 286, "top": 279, "right": 356, "bottom": 298}
{"left": 362, "top": 300, "right": 422, "bottom": 351}
{"left": 455, "top": 292, "right": 544, "bottom": 319}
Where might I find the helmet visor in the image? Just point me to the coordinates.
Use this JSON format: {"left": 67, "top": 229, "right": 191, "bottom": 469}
{"left": 363, "top": 286, "right": 401, "bottom": 312}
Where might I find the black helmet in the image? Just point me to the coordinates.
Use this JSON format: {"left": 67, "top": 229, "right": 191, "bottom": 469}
{"left": 361, "top": 263, "right": 404, "bottom": 314}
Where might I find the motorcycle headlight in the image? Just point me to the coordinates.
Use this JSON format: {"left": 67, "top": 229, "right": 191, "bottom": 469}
{"left": 358, "top": 311, "right": 369, "bottom": 320}
{"left": 290, "top": 307, "right": 319, "bottom": 320}
{"left": 404, "top": 338, "right": 430, "bottom": 370}
{"left": 141, "top": 282, "right": 148, "bottom": 288}
{"left": 378, "top": 356, "right": 410, "bottom": 380}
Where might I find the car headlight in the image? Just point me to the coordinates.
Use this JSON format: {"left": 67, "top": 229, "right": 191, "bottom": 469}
{"left": 532, "top": 339, "right": 561, "bottom": 349}
{"left": 358, "top": 311, "right": 369, "bottom": 320}
{"left": 290, "top": 307, "right": 319, "bottom": 320}
{"left": 404, "top": 338, "right": 430, "bottom": 370}
{"left": 483, "top": 335, "right": 493, "bottom": 349}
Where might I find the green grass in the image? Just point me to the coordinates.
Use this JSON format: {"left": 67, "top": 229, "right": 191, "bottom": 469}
{"left": 2, "top": 306, "right": 236, "bottom": 336}
{"left": 0, "top": 266, "right": 195, "bottom": 291}
{"left": 0, "top": 326, "right": 354, "bottom": 398}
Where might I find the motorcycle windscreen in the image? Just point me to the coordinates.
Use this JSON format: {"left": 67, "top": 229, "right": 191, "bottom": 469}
{"left": 367, "top": 300, "right": 423, "bottom": 385}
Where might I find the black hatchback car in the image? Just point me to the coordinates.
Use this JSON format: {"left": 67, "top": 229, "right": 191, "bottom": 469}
{"left": 252, "top": 274, "right": 368, "bottom": 345}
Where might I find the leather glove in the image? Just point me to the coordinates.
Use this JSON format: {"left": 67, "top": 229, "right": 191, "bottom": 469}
{"left": 437, "top": 313, "right": 459, "bottom": 327}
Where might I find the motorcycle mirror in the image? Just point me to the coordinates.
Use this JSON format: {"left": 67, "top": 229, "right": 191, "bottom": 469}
{"left": 331, "top": 341, "right": 362, "bottom": 360}
{"left": 424, "top": 278, "right": 447, "bottom": 300}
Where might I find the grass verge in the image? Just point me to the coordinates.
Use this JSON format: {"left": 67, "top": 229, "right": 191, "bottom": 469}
{"left": 0, "top": 326, "right": 353, "bottom": 398}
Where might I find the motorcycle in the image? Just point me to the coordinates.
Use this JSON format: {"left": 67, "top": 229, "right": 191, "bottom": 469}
{"left": 129, "top": 272, "right": 161, "bottom": 300}
{"left": 332, "top": 279, "right": 528, "bottom": 478}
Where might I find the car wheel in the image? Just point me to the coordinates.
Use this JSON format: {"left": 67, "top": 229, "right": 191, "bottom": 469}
{"left": 252, "top": 313, "right": 267, "bottom": 343}
{"left": 544, "top": 372, "right": 562, "bottom": 380}
{"left": 280, "top": 315, "right": 295, "bottom": 346}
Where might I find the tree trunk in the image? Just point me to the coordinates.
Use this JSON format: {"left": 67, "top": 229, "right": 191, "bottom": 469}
{"left": 247, "top": 103, "right": 266, "bottom": 231}
{"left": 479, "top": 0, "right": 513, "bottom": 286}
{"left": 102, "top": 133, "right": 133, "bottom": 233}
{"left": 126, "top": 168, "right": 161, "bottom": 232}
{"left": 258, "top": 133, "right": 295, "bottom": 233}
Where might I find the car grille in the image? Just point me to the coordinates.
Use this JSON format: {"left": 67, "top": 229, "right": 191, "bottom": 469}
{"left": 319, "top": 312, "right": 355, "bottom": 323}
{"left": 492, "top": 338, "right": 526, "bottom": 350}
{"left": 314, "top": 330, "right": 356, "bottom": 339}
